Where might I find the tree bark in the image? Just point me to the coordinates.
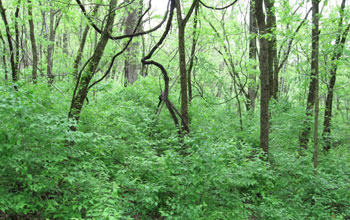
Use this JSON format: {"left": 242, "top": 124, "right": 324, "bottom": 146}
{"left": 187, "top": 2, "right": 199, "bottom": 103}
{"left": 264, "top": 0, "right": 278, "bottom": 100}
{"left": 175, "top": 0, "right": 189, "bottom": 133}
{"left": 14, "top": 1, "right": 20, "bottom": 75}
{"left": 0, "top": 0, "right": 18, "bottom": 85}
{"left": 0, "top": 35, "right": 7, "bottom": 80}
{"left": 312, "top": 0, "right": 320, "bottom": 170}
{"left": 28, "top": 0, "right": 38, "bottom": 84}
{"left": 47, "top": 6, "right": 61, "bottom": 85}
{"left": 323, "top": 0, "right": 349, "bottom": 151}
{"left": 299, "top": 0, "right": 320, "bottom": 150}
{"left": 124, "top": 0, "right": 142, "bottom": 86}
{"left": 247, "top": 0, "right": 258, "bottom": 111}
{"left": 255, "top": 0, "right": 270, "bottom": 157}
{"left": 68, "top": 0, "right": 117, "bottom": 129}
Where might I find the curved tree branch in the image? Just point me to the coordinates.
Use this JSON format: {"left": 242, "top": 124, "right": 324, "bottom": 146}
{"left": 199, "top": 0, "right": 239, "bottom": 10}
{"left": 76, "top": 0, "right": 170, "bottom": 40}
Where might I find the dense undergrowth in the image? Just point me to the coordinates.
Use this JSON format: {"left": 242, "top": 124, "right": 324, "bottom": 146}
{"left": 1, "top": 78, "right": 350, "bottom": 219}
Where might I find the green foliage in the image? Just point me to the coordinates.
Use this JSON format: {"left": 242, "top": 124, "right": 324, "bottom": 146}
{"left": 1, "top": 79, "right": 350, "bottom": 219}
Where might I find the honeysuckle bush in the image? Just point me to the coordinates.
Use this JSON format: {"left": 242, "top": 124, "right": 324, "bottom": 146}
{"left": 1, "top": 79, "right": 350, "bottom": 219}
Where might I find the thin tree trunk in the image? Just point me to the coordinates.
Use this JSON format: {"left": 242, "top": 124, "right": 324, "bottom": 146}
{"left": 187, "top": 2, "right": 199, "bottom": 103}
{"left": 72, "top": 4, "right": 100, "bottom": 81}
{"left": 299, "top": 0, "right": 321, "bottom": 150}
{"left": 28, "top": 0, "right": 38, "bottom": 84}
{"left": 0, "top": 35, "right": 7, "bottom": 80}
{"left": 323, "top": 0, "right": 350, "bottom": 151}
{"left": 47, "top": 7, "right": 61, "bottom": 85}
{"left": 47, "top": 7, "right": 55, "bottom": 84}
{"left": 14, "top": 1, "right": 20, "bottom": 74}
{"left": 63, "top": 32, "right": 69, "bottom": 56}
{"left": 175, "top": 0, "right": 190, "bottom": 133}
{"left": 248, "top": 0, "right": 257, "bottom": 111}
{"left": 0, "top": 0, "right": 18, "bottom": 86}
{"left": 312, "top": 0, "right": 320, "bottom": 170}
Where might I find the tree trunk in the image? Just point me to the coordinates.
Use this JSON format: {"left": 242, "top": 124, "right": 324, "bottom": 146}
{"left": 299, "top": 0, "right": 320, "bottom": 150}
{"left": 28, "top": 0, "right": 38, "bottom": 84}
{"left": 63, "top": 32, "right": 69, "bottom": 56}
{"left": 72, "top": 5, "right": 99, "bottom": 81}
{"left": 47, "top": 6, "right": 61, "bottom": 85}
{"left": 47, "top": 7, "right": 56, "bottom": 84}
{"left": 68, "top": 0, "right": 117, "bottom": 129}
{"left": 247, "top": 0, "right": 258, "bottom": 111}
{"left": 255, "top": 0, "right": 270, "bottom": 157}
{"left": 187, "top": 2, "right": 199, "bottom": 103}
{"left": 312, "top": 0, "right": 320, "bottom": 170}
{"left": 175, "top": 0, "right": 190, "bottom": 133}
{"left": 124, "top": 0, "right": 142, "bottom": 86}
{"left": 264, "top": 0, "right": 278, "bottom": 100}
{"left": 0, "top": 35, "right": 7, "bottom": 80}
{"left": 14, "top": 1, "right": 20, "bottom": 74}
{"left": 0, "top": 0, "right": 18, "bottom": 86}
{"left": 323, "top": 0, "right": 349, "bottom": 151}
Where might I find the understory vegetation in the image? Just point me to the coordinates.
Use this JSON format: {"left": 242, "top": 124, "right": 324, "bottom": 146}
{"left": 1, "top": 79, "right": 350, "bottom": 219}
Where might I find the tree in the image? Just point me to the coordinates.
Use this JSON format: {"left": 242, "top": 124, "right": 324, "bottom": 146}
{"left": 72, "top": 4, "right": 99, "bottom": 80}
{"left": 0, "top": 34, "right": 7, "bottom": 80}
{"left": 0, "top": 0, "right": 18, "bottom": 86}
{"left": 322, "top": 0, "right": 350, "bottom": 151}
{"left": 299, "top": 0, "right": 321, "bottom": 150}
{"left": 254, "top": 0, "right": 271, "bottom": 157}
{"left": 174, "top": 0, "right": 198, "bottom": 134}
{"left": 124, "top": 0, "right": 142, "bottom": 86}
{"left": 69, "top": 0, "right": 167, "bottom": 129}
{"left": 264, "top": 0, "right": 278, "bottom": 100}
{"left": 248, "top": 0, "right": 258, "bottom": 111}
{"left": 312, "top": 0, "right": 320, "bottom": 169}
{"left": 47, "top": 4, "right": 62, "bottom": 85}
{"left": 187, "top": 2, "right": 199, "bottom": 103}
{"left": 27, "top": 0, "right": 38, "bottom": 84}
{"left": 69, "top": 0, "right": 118, "bottom": 128}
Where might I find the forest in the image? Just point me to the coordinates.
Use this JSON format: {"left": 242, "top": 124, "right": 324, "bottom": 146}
{"left": 0, "top": 0, "right": 350, "bottom": 219}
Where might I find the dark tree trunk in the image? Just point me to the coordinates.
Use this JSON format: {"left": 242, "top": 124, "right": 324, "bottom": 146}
{"left": 47, "top": 8, "right": 56, "bottom": 84}
{"left": 264, "top": 0, "right": 278, "bottom": 100}
{"left": 312, "top": 0, "right": 320, "bottom": 169}
{"left": 14, "top": 1, "right": 20, "bottom": 74}
{"left": 21, "top": 11, "right": 30, "bottom": 69}
{"left": 68, "top": 0, "right": 117, "bottom": 129}
{"left": 187, "top": 2, "right": 199, "bottom": 103}
{"left": 47, "top": 6, "right": 61, "bottom": 85}
{"left": 0, "top": 35, "right": 7, "bottom": 80}
{"left": 255, "top": 0, "right": 270, "bottom": 157}
{"left": 299, "top": 0, "right": 320, "bottom": 150}
{"left": 175, "top": 0, "right": 189, "bottom": 133}
{"left": 323, "top": 0, "right": 349, "bottom": 151}
{"left": 247, "top": 0, "right": 258, "bottom": 111}
{"left": 28, "top": 0, "right": 38, "bottom": 84}
{"left": 0, "top": 0, "right": 18, "bottom": 86}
